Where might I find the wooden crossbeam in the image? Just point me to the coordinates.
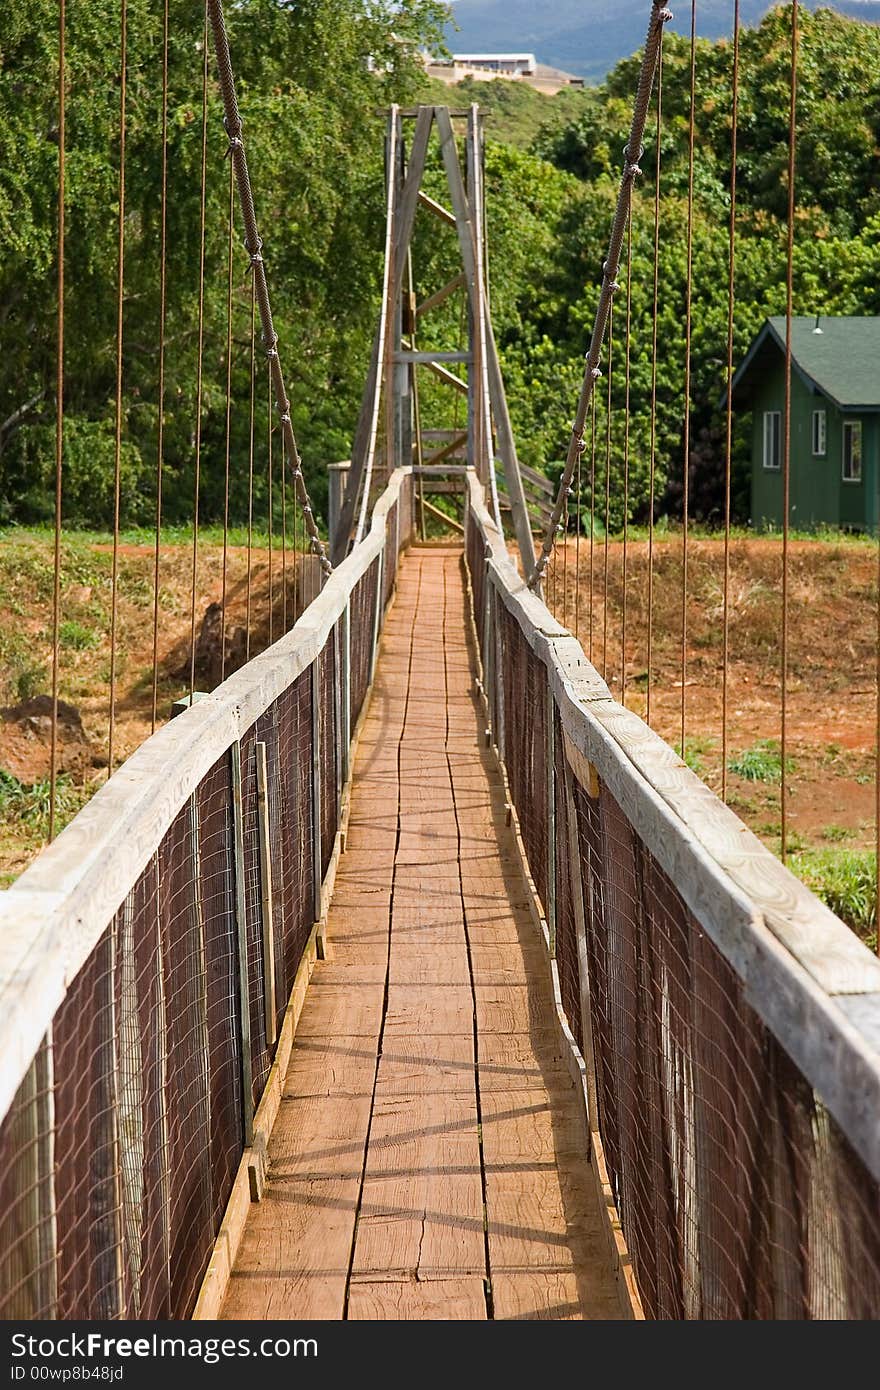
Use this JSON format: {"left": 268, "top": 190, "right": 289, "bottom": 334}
{"left": 417, "top": 273, "right": 466, "bottom": 318}
{"left": 417, "top": 190, "right": 456, "bottom": 226}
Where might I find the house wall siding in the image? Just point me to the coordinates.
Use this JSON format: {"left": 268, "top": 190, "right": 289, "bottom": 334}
{"left": 749, "top": 359, "right": 876, "bottom": 532}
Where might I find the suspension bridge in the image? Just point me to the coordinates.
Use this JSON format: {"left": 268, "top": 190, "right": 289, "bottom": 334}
{"left": 1, "top": 0, "right": 880, "bottom": 1322}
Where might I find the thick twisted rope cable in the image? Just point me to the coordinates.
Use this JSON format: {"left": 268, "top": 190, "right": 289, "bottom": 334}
{"left": 354, "top": 108, "right": 398, "bottom": 548}
{"left": 207, "top": 0, "right": 330, "bottom": 575}
{"left": 529, "top": 0, "right": 671, "bottom": 591}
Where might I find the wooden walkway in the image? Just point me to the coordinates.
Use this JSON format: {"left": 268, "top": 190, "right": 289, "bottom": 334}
{"left": 220, "top": 546, "right": 621, "bottom": 1321}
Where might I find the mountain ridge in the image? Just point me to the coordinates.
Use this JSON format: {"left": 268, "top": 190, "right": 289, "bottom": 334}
{"left": 445, "top": 0, "right": 880, "bottom": 81}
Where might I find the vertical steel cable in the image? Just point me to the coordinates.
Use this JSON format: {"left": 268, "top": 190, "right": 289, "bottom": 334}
{"left": 151, "top": 0, "right": 170, "bottom": 730}
{"left": 49, "top": 0, "right": 66, "bottom": 841}
{"left": 781, "top": 0, "right": 799, "bottom": 863}
{"left": 221, "top": 160, "right": 234, "bottom": 682}
{"left": 589, "top": 392, "right": 596, "bottom": 661}
{"left": 680, "top": 0, "right": 697, "bottom": 760}
{"left": 574, "top": 424, "right": 582, "bottom": 639}
{"left": 561, "top": 487, "right": 569, "bottom": 629}
{"left": 603, "top": 300, "right": 613, "bottom": 679}
{"left": 876, "top": 487, "right": 880, "bottom": 954}
{"left": 281, "top": 434, "right": 288, "bottom": 632}
{"left": 108, "top": 0, "right": 127, "bottom": 775}
{"left": 267, "top": 368, "right": 274, "bottom": 646}
{"left": 246, "top": 279, "right": 255, "bottom": 659}
{"left": 189, "top": 7, "right": 209, "bottom": 700}
{"left": 647, "top": 39, "right": 663, "bottom": 727}
{"left": 722, "top": 0, "right": 740, "bottom": 799}
{"left": 622, "top": 214, "right": 633, "bottom": 706}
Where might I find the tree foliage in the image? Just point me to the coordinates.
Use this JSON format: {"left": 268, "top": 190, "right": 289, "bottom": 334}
{"left": 0, "top": 3, "right": 877, "bottom": 531}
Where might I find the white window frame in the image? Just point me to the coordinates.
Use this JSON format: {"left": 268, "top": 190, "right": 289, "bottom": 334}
{"left": 762, "top": 411, "right": 781, "bottom": 471}
{"left": 842, "top": 419, "right": 862, "bottom": 483}
{"left": 811, "top": 408, "right": 826, "bottom": 457}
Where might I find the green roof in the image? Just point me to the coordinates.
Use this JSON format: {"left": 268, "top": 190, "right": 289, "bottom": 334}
{"left": 730, "top": 316, "right": 880, "bottom": 410}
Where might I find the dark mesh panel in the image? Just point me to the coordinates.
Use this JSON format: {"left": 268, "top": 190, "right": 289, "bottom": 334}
{"left": 275, "top": 669, "right": 314, "bottom": 1029}
{"left": 498, "top": 605, "right": 548, "bottom": 913}
{"left": 319, "top": 630, "right": 338, "bottom": 879}
{"left": 553, "top": 712, "right": 581, "bottom": 1051}
{"left": 572, "top": 774, "right": 880, "bottom": 1320}
{"left": 383, "top": 499, "right": 398, "bottom": 608}
{"left": 0, "top": 1046, "right": 56, "bottom": 1319}
{"left": 349, "top": 560, "right": 378, "bottom": 729}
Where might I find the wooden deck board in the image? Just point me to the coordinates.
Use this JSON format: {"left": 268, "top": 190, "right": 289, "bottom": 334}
{"left": 219, "top": 547, "right": 620, "bottom": 1322}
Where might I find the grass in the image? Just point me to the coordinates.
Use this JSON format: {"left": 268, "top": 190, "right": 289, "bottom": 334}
{"left": 790, "top": 848, "right": 877, "bottom": 950}
{"left": 0, "top": 769, "right": 94, "bottom": 838}
{"left": 821, "top": 823, "right": 853, "bottom": 843}
{"left": 728, "top": 739, "right": 794, "bottom": 783}
{"left": 674, "top": 734, "right": 717, "bottom": 778}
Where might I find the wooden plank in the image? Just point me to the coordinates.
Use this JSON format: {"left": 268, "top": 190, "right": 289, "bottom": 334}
{"left": 347, "top": 1278, "right": 486, "bottom": 1320}
{"left": 393, "top": 349, "right": 471, "bottom": 364}
{"left": 416, "top": 189, "right": 456, "bottom": 227}
{"left": 417, "top": 272, "right": 466, "bottom": 318}
{"left": 422, "top": 359, "right": 468, "bottom": 394}
{"left": 220, "top": 547, "right": 627, "bottom": 1320}
{"left": 421, "top": 497, "right": 464, "bottom": 532}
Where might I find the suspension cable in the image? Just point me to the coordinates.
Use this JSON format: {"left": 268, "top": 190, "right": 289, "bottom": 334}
{"left": 603, "top": 299, "right": 613, "bottom": 679}
{"left": 207, "top": 0, "right": 330, "bottom": 574}
{"left": 49, "top": 0, "right": 66, "bottom": 841}
{"left": 680, "top": 0, "right": 697, "bottom": 760}
{"left": 221, "top": 159, "right": 234, "bottom": 682}
{"left": 188, "top": 8, "right": 209, "bottom": 701}
{"left": 622, "top": 214, "right": 633, "bottom": 705}
{"left": 267, "top": 367, "right": 274, "bottom": 646}
{"left": 108, "top": 0, "right": 127, "bottom": 774}
{"left": 151, "top": 0, "right": 170, "bottom": 730}
{"left": 529, "top": 1, "right": 671, "bottom": 590}
{"left": 781, "top": 0, "right": 799, "bottom": 862}
{"left": 589, "top": 392, "right": 596, "bottom": 662}
{"left": 721, "top": 0, "right": 740, "bottom": 798}
{"left": 646, "top": 35, "right": 663, "bottom": 727}
{"left": 246, "top": 277, "right": 255, "bottom": 660}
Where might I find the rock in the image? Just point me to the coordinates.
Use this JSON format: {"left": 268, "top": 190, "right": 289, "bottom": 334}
{"left": 177, "top": 603, "right": 248, "bottom": 688}
{"left": 0, "top": 695, "right": 92, "bottom": 785}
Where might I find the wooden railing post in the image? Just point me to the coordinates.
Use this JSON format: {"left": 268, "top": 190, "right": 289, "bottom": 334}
{"left": 230, "top": 743, "right": 254, "bottom": 1147}
{"left": 254, "top": 744, "right": 277, "bottom": 1047}
{"left": 311, "top": 659, "right": 325, "bottom": 955}
{"left": 562, "top": 755, "right": 600, "bottom": 1132}
{"left": 341, "top": 603, "right": 352, "bottom": 786}
{"left": 545, "top": 678, "right": 557, "bottom": 957}
{"left": 494, "top": 577, "right": 505, "bottom": 768}
{"left": 188, "top": 795, "right": 215, "bottom": 1236}
{"left": 370, "top": 545, "right": 384, "bottom": 684}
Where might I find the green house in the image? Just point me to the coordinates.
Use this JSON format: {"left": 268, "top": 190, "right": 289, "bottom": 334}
{"left": 728, "top": 316, "right": 880, "bottom": 532}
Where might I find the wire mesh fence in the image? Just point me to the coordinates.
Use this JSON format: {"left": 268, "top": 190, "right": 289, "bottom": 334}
{"left": 466, "top": 482, "right": 880, "bottom": 1321}
{"left": 0, "top": 472, "right": 414, "bottom": 1320}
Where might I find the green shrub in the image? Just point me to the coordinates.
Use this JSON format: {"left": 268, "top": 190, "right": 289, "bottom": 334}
{"left": 791, "top": 849, "right": 876, "bottom": 949}
{"left": 728, "top": 739, "right": 794, "bottom": 783}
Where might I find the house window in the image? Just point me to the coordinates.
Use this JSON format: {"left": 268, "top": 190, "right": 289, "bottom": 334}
{"left": 842, "top": 420, "right": 862, "bottom": 483}
{"left": 812, "top": 409, "right": 826, "bottom": 456}
{"left": 763, "top": 411, "right": 781, "bottom": 471}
